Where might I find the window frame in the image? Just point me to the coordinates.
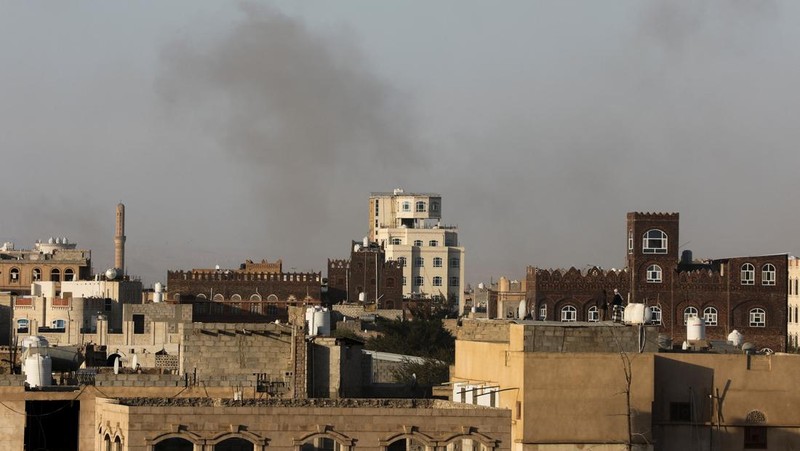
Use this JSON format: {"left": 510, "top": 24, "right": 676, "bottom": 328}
{"left": 413, "top": 240, "right": 423, "bottom": 246}
{"left": 415, "top": 201, "right": 426, "bottom": 212}
{"left": 650, "top": 306, "right": 662, "bottom": 325}
{"left": 749, "top": 308, "right": 766, "bottom": 327}
{"left": 428, "top": 240, "right": 438, "bottom": 247}
{"left": 402, "top": 201, "right": 411, "bottom": 212}
{"left": 642, "top": 229, "right": 668, "bottom": 254}
{"left": 432, "top": 276, "right": 442, "bottom": 287}
{"left": 588, "top": 306, "right": 599, "bottom": 322}
{"left": 561, "top": 305, "right": 577, "bottom": 322}
{"left": 741, "top": 263, "right": 755, "bottom": 285}
{"left": 449, "top": 276, "right": 459, "bottom": 287}
{"left": 762, "top": 263, "right": 776, "bottom": 286}
{"left": 397, "top": 257, "right": 406, "bottom": 267}
{"left": 703, "top": 306, "right": 718, "bottom": 326}
{"left": 414, "top": 276, "right": 424, "bottom": 286}
{"left": 433, "top": 257, "right": 443, "bottom": 267}
{"left": 683, "top": 306, "right": 699, "bottom": 325}
{"left": 391, "top": 238, "right": 402, "bottom": 245}
{"left": 450, "top": 257, "right": 460, "bottom": 268}
{"left": 646, "top": 264, "right": 663, "bottom": 283}
{"left": 414, "top": 257, "right": 424, "bottom": 267}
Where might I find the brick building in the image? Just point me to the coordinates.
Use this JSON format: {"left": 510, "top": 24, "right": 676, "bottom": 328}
{"left": 167, "top": 260, "right": 322, "bottom": 323}
{"left": 526, "top": 212, "right": 788, "bottom": 352}
{"left": 327, "top": 240, "right": 403, "bottom": 309}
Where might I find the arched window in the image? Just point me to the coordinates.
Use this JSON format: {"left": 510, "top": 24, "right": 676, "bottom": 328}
{"left": 64, "top": 268, "right": 75, "bottom": 281}
{"left": 267, "top": 294, "right": 279, "bottom": 302}
{"left": 9, "top": 267, "right": 20, "bottom": 282}
{"left": 154, "top": 437, "right": 194, "bottom": 451}
{"left": 213, "top": 294, "right": 225, "bottom": 301}
{"left": 741, "top": 263, "right": 755, "bottom": 285}
{"left": 215, "top": 437, "right": 255, "bottom": 451}
{"left": 642, "top": 229, "right": 668, "bottom": 254}
{"left": 300, "top": 437, "right": 344, "bottom": 451}
{"left": 32, "top": 268, "right": 41, "bottom": 281}
{"left": 249, "top": 294, "right": 261, "bottom": 301}
{"left": 539, "top": 304, "right": 547, "bottom": 320}
{"left": 762, "top": 264, "right": 776, "bottom": 286}
{"left": 113, "top": 436, "right": 122, "bottom": 451}
{"left": 196, "top": 293, "right": 207, "bottom": 300}
{"left": 50, "top": 268, "right": 61, "bottom": 282}
{"left": 415, "top": 201, "right": 426, "bottom": 212}
{"left": 432, "top": 276, "right": 442, "bottom": 286}
{"left": 104, "top": 434, "right": 112, "bottom": 451}
{"left": 433, "top": 257, "right": 443, "bottom": 267}
{"left": 391, "top": 238, "right": 402, "bottom": 245}
{"left": 230, "top": 294, "right": 242, "bottom": 301}
{"left": 683, "top": 306, "right": 698, "bottom": 325}
{"left": 703, "top": 307, "right": 718, "bottom": 326}
{"left": 388, "top": 438, "right": 427, "bottom": 451}
{"left": 749, "top": 308, "right": 766, "bottom": 327}
{"left": 588, "top": 306, "right": 599, "bottom": 322}
{"left": 650, "top": 306, "right": 662, "bottom": 325}
{"left": 646, "top": 264, "right": 662, "bottom": 283}
{"left": 561, "top": 305, "right": 577, "bottom": 322}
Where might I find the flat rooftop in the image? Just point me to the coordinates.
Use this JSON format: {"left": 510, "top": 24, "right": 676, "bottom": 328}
{"left": 115, "top": 398, "right": 501, "bottom": 409}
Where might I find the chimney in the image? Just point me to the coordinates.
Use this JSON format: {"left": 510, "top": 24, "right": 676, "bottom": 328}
{"left": 115, "top": 203, "right": 126, "bottom": 272}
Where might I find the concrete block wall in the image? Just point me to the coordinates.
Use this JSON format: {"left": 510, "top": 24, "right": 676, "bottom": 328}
{"left": 522, "top": 324, "right": 660, "bottom": 353}
{"left": 456, "top": 319, "right": 511, "bottom": 343}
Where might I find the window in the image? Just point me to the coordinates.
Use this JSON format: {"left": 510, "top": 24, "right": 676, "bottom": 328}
{"left": 413, "top": 240, "right": 423, "bottom": 246}
{"left": 642, "top": 229, "right": 668, "bottom": 254}
{"left": 414, "top": 276, "right": 424, "bottom": 286}
{"left": 588, "top": 306, "right": 599, "bottom": 322}
{"left": 431, "top": 201, "right": 439, "bottom": 212}
{"left": 433, "top": 257, "right": 443, "bottom": 267}
{"left": 391, "top": 238, "right": 402, "bottom": 245}
{"left": 397, "top": 257, "right": 406, "bottom": 267}
{"left": 17, "top": 318, "right": 29, "bottom": 332}
{"left": 230, "top": 294, "right": 242, "bottom": 301}
{"left": 741, "top": 263, "right": 755, "bottom": 285}
{"left": 105, "top": 299, "right": 112, "bottom": 312}
{"left": 561, "top": 305, "right": 577, "bottom": 322}
{"left": 650, "top": 306, "right": 662, "bottom": 325}
{"left": 51, "top": 319, "right": 66, "bottom": 329}
{"left": 213, "top": 293, "right": 224, "bottom": 301}
{"left": 703, "top": 307, "right": 718, "bottom": 326}
{"left": 402, "top": 201, "right": 410, "bottom": 211}
{"left": 450, "top": 257, "right": 460, "bottom": 268}
{"left": 32, "top": 268, "right": 41, "bottom": 281}
{"left": 433, "top": 276, "right": 442, "bottom": 286}
{"left": 250, "top": 294, "right": 262, "bottom": 301}
{"left": 628, "top": 230, "right": 633, "bottom": 254}
{"left": 429, "top": 240, "right": 438, "bottom": 247}
{"left": 414, "top": 257, "right": 424, "bottom": 267}
{"left": 539, "top": 304, "right": 547, "bottom": 320}
{"left": 374, "top": 200, "right": 379, "bottom": 216}
{"left": 132, "top": 314, "right": 145, "bottom": 334}
{"left": 749, "top": 308, "right": 765, "bottom": 327}
{"left": 646, "top": 264, "right": 662, "bottom": 283}
{"left": 449, "top": 276, "right": 459, "bottom": 286}
{"left": 64, "top": 268, "right": 75, "bottom": 281}
{"left": 684, "top": 306, "right": 698, "bottom": 325}
{"left": 402, "top": 276, "right": 407, "bottom": 286}
{"left": 415, "top": 201, "right": 426, "bottom": 212}
{"left": 744, "top": 426, "right": 767, "bottom": 449}
{"left": 9, "top": 268, "right": 19, "bottom": 282}
{"left": 762, "top": 264, "right": 776, "bottom": 286}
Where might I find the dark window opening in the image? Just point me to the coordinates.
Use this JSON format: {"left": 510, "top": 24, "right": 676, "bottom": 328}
{"left": 744, "top": 426, "right": 767, "bottom": 449}
{"left": 25, "top": 400, "right": 79, "bottom": 451}
{"left": 133, "top": 314, "right": 145, "bottom": 334}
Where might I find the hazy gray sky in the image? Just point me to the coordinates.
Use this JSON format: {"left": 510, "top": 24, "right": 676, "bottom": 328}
{"left": 1, "top": 1, "right": 798, "bottom": 287}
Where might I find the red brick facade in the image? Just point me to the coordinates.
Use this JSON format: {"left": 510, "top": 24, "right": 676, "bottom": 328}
{"left": 526, "top": 212, "right": 788, "bottom": 352}
{"left": 327, "top": 241, "right": 403, "bottom": 309}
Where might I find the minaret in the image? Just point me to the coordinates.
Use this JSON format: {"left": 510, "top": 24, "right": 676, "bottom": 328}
{"left": 114, "top": 203, "right": 126, "bottom": 272}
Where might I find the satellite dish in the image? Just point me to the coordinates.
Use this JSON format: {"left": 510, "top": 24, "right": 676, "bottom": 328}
{"left": 105, "top": 268, "right": 118, "bottom": 280}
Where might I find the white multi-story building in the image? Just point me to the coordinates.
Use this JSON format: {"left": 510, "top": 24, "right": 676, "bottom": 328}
{"left": 789, "top": 256, "right": 800, "bottom": 350}
{"left": 369, "top": 189, "right": 465, "bottom": 312}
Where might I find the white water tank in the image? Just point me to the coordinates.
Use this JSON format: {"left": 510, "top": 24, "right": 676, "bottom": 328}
{"left": 623, "top": 304, "right": 652, "bottom": 325}
{"left": 153, "top": 282, "right": 163, "bottom": 303}
{"left": 687, "top": 316, "right": 706, "bottom": 341}
{"left": 305, "top": 306, "right": 331, "bottom": 336}
{"left": 728, "top": 330, "right": 744, "bottom": 347}
{"left": 24, "top": 354, "right": 52, "bottom": 388}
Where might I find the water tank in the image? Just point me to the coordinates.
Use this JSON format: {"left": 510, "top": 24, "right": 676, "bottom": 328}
{"left": 623, "top": 304, "right": 652, "bottom": 324}
{"left": 105, "top": 268, "right": 118, "bottom": 280}
{"left": 24, "top": 354, "right": 52, "bottom": 388}
{"left": 728, "top": 330, "right": 744, "bottom": 347}
{"left": 153, "top": 282, "right": 164, "bottom": 303}
{"left": 305, "top": 306, "right": 331, "bottom": 336}
{"left": 686, "top": 316, "right": 706, "bottom": 341}
{"left": 358, "top": 292, "right": 366, "bottom": 303}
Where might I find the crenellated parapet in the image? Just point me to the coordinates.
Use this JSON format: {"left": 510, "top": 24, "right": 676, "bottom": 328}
{"left": 168, "top": 270, "right": 322, "bottom": 284}
{"left": 327, "top": 259, "right": 350, "bottom": 270}
{"left": 527, "top": 266, "right": 630, "bottom": 292}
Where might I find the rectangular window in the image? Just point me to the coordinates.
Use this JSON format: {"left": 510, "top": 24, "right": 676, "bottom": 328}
{"left": 450, "top": 258, "right": 460, "bottom": 268}
{"left": 449, "top": 276, "right": 459, "bottom": 287}
{"left": 132, "top": 314, "right": 145, "bottom": 334}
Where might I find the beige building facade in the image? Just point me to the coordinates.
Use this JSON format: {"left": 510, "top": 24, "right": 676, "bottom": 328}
{"left": 0, "top": 239, "right": 92, "bottom": 295}
{"left": 369, "top": 189, "right": 466, "bottom": 311}
{"left": 788, "top": 256, "right": 799, "bottom": 350}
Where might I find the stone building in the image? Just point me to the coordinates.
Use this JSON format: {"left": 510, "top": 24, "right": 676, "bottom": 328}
{"left": 369, "top": 189, "right": 466, "bottom": 313}
{"left": 0, "top": 238, "right": 92, "bottom": 295}
{"left": 167, "top": 260, "right": 322, "bottom": 323}
{"left": 453, "top": 319, "right": 800, "bottom": 450}
{"left": 526, "top": 212, "right": 789, "bottom": 352}
{"left": 788, "top": 256, "right": 800, "bottom": 350}
{"left": 327, "top": 240, "right": 404, "bottom": 309}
